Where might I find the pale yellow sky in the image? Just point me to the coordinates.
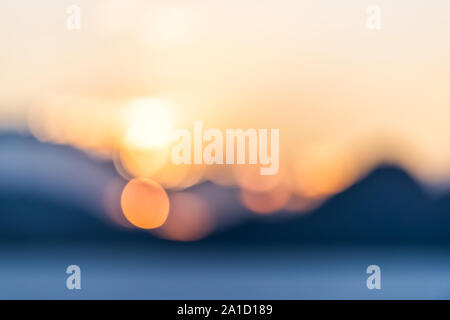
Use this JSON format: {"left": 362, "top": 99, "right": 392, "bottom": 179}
{"left": 1, "top": 0, "right": 450, "bottom": 185}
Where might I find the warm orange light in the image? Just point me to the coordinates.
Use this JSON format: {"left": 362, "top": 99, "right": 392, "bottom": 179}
{"left": 120, "top": 178, "right": 170, "bottom": 229}
{"left": 152, "top": 162, "right": 204, "bottom": 190}
{"left": 28, "top": 95, "right": 125, "bottom": 153}
{"left": 240, "top": 186, "right": 291, "bottom": 215}
{"left": 154, "top": 192, "right": 214, "bottom": 241}
{"left": 119, "top": 146, "right": 170, "bottom": 178}
{"left": 233, "top": 165, "right": 283, "bottom": 192}
{"left": 293, "top": 144, "right": 355, "bottom": 198}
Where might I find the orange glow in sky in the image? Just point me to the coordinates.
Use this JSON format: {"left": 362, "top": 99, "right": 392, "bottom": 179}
{"left": 1, "top": 0, "right": 450, "bottom": 223}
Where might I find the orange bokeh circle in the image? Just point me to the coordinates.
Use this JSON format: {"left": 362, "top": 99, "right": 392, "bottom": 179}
{"left": 121, "top": 178, "right": 170, "bottom": 229}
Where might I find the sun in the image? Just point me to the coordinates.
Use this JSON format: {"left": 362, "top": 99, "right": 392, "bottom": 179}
{"left": 124, "top": 98, "right": 173, "bottom": 149}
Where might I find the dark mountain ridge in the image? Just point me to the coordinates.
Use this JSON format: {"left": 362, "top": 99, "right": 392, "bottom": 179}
{"left": 1, "top": 133, "right": 450, "bottom": 245}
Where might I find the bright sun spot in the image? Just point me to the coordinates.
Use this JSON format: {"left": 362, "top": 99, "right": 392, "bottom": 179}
{"left": 124, "top": 98, "right": 173, "bottom": 149}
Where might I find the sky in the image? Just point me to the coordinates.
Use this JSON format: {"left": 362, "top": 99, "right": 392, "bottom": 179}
{"left": 1, "top": 0, "right": 450, "bottom": 193}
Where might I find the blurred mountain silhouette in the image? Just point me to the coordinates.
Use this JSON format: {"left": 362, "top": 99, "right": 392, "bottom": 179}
{"left": 209, "top": 165, "right": 442, "bottom": 244}
{"left": 1, "top": 133, "right": 450, "bottom": 245}
{"left": 0, "top": 193, "right": 128, "bottom": 240}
